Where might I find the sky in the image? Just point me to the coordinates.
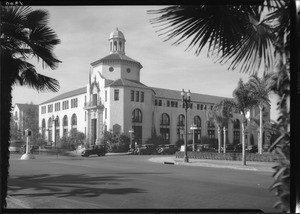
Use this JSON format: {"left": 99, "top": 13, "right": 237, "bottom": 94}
{"left": 11, "top": 5, "right": 280, "bottom": 120}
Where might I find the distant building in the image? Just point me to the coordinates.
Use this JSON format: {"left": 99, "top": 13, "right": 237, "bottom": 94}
{"left": 39, "top": 29, "right": 270, "bottom": 149}
{"left": 12, "top": 103, "right": 39, "bottom": 135}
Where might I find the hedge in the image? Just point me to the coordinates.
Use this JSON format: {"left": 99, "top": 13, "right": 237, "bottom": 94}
{"left": 175, "top": 151, "right": 281, "bottom": 162}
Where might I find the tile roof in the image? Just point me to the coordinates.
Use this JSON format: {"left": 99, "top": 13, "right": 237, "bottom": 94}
{"left": 40, "top": 87, "right": 86, "bottom": 105}
{"left": 15, "top": 103, "right": 39, "bottom": 112}
{"left": 108, "top": 78, "right": 151, "bottom": 90}
{"left": 91, "top": 53, "right": 142, "bottom": 68}
{"left": 151, "top": 87, "right": 233, "bottom": 104}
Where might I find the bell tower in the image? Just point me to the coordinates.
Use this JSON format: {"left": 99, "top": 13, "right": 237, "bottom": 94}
{"left": 109, "top": 27, "right": 126, "bottom": 55}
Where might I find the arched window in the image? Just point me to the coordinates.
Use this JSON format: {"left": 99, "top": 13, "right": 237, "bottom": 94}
{"left": 132, "top": 109, "right": 142, "bottom": 123}
{"left": 48, "top": 118, "right": 52, "bottom": 143}
{"left": 71, "top": 114, "right": 77, "bottom": 131}
{"left": 119, "top": 41, "right": 122, "bottom": 51}
{"left": 42, "top": 119, "right": 46, "bottom": 140}
{"left": 194, "top": 116, "right": 201, "bottom": 127}
{"left": 161, "top": 113, "right": 170, "bottom": 125}
{"left": 114, "top": 41, "right": 117, "bottom": 51}
{"left": 160, "top": 113, "right": 170, "bottom": 143}
{"left": 177, "top": 114, "right": 185, "bottom": 126}
{"left": 207, "top": 120, "right": 215, "bottom": 139}
{"left": 63, "top": 115, "right": 68, "bottom": 136}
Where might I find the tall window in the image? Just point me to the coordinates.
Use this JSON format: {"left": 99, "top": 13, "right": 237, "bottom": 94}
{"left": 71, "top": 98, "right": 78, "bottom": 108}
{"left": 141, "top": 92, "right": 144, "bottom": 102}
{"left": 132, "top": 109, "right": 142, "bottom": 144}
{"left": 41, "top": 106, "right": 46, "bottom": 114}
{"left": 161, "top": 113, "right": 170, "bottom": 125}
{"left": 136, "top": 91, "right": 139, "bottom": 102}
{"left": 48, "top": 118, "right": 52, "bottom": 142}
{"left": 160, "top": 113, "right": 170, "bottom": 143}
{"left": 55, "top": 103, "right": 60, "bottom": 111}
{"left": 71, "top": 114, "right": 77, "bottom": 131}
{"left": 114, "top": 89, "right": 119, "bottom": 101}
{"left": 178, "top": 114, "right": 185, "bottom": 126}
{"left": 54, "top": 116, "right": 60, "bottom": 142}
{"left": 132, "top": 108, "right": 142, "bottom": 123}
{"left": 131, "top": 90, "right": 134, "bottom": 101}
{"left": 177, "top": 114, "right": 185, "bottom": 141}
{"left": 62, "top": 100, "right": 69, "bottom": 110}
{"left": 63, "top": 115, "right": 68, "bottom": 136}
{"left": 207, "top": 120, "right": 215, "bottom": 139}
{"left": 233, "top": 119, "right": 240, "bottom": 144}
{"left": 42, "top": 119, "right": 46, "bottom": 139}
{"left": 194, "top": 116, "right": 201, "bottom": 127}
{"left": 105, "top": 91, "right": 107, "bottom": 102}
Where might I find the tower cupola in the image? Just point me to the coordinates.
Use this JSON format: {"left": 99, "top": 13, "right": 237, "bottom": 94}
{"left": 109, "top": 28, "right": 126, "bottom": 55}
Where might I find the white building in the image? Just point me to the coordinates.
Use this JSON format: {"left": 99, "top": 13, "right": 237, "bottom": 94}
{"left": 39, "top": 28, "right": 270, "bottom": 148}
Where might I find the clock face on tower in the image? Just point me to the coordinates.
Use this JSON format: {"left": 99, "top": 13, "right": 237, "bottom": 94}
{"left": 109, "top": 67, "right": 114, "bottom": 72}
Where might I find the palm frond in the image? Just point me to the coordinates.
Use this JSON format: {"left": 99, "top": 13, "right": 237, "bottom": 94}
{"left": 20, "top": 68, "right": 60, "bottom": 92}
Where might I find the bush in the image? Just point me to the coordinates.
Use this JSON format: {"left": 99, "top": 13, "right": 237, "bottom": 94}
{"left": 175, "top": 151, "right": 280, "bottom": 162}
{"left": 101, "top": 131, "right": 130, "bottom": 153}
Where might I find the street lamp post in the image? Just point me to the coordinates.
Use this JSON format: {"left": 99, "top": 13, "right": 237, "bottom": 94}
{"left": 129, "top": 128, "right": 134, "bottom": 149}
{"left": 181, "top": 89, "right": 191, "bottom": 163}
{"left": 190, "top": 124, "right": 197, "bottom": 152}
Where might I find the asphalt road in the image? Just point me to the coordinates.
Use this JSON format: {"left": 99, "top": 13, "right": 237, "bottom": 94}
{"left": 7, "top": 154, "right": 278, "bottom": 212}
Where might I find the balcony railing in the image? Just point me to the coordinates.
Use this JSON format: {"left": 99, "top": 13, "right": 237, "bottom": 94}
{"left": 84, "top": 99, "right": 104, "bottom": 110}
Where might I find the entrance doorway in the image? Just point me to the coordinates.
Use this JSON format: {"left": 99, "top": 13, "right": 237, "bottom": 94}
{"left": 91, "top": 119, "right": 97, "bottom": 144}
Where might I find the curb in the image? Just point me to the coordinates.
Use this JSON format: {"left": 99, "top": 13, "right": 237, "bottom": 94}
{"left": 149, "top": 157, "right": 273, "bottom": 172}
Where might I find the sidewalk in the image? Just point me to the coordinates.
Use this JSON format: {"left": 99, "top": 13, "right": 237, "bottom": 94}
{"left": 148, "top": 156, "right": 275, "bottom": 172}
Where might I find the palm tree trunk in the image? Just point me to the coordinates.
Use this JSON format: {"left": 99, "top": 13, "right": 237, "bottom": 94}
{"left": 259, "top": 105, "right": 263, "bottom": 154}
{"left": 217, "top": 126, "right": 221, "bottom": 153}
{"left": 1, "top": 71, "right": 13, "bottom": 208}
{"left": 223, "top": 126, "right": 227, "bottom": 153}
{"left": 241, "top": 115, "right": 246, "bottom": 165}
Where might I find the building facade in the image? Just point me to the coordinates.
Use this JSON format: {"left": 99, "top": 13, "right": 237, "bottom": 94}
{"left": 39, "top": 29, "right": 270, "bottom": 148}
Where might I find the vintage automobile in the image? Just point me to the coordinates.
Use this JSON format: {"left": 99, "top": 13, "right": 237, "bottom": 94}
{"left": 157, "top": 144, "right": 179, "bottom": 155}
{"left": 81, "top": 145, "right": 107, "bottom": 157}
{"left": 135, "top": 144, "right": 157, "bottom": 155}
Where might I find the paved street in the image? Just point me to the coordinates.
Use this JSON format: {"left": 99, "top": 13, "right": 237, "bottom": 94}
{"left": 7, "top": 154, "right": 278, "bottom": 212}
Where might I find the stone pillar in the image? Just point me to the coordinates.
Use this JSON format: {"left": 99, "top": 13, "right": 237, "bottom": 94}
{"left": 96, "top": 108, "right": 104, "bottom": 145}
{"left": 87, "top": 110, "right": 92, "bottom": 147}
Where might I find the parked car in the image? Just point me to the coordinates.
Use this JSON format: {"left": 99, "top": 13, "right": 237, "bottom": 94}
{"left": 81, "top": 145, "right": 106, "bottom": 157}
{"left": 246, "top": 145, "right": 258, "bottom": 153}
{"left": 157, "top": 144, "right": 179, "bottom": 155}
{"left": 135, "top": 144, "right": 157, "bottom": 155}
{"left": 9, "top": 140, "right": 25, "bottom": 153}
{"left": 197, "top": 144, "right": 217, "bottom": 152}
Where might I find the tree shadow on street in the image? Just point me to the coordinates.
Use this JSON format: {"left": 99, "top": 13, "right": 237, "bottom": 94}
{"left": 8, "top": 174, "right": 146, "bottom": 198}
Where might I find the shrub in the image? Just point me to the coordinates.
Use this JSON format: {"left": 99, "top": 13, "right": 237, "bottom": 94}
{"left": 175, "top": 151, "right": 280, "bottom": 162}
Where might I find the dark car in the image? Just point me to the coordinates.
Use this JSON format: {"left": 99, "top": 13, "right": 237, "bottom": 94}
{"left": 157, "top": 144, "right": 179, "bottom": 155}
{"left": 246, "top": 145, "right": 258, "bottom": 153}
{"left": 81, "top": 145, "right": 106, "bottom": 157}
{"left": 135, "top": 144, "right": 157, "bottom": 155}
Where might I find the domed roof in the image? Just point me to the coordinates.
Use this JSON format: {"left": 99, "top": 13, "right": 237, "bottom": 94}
{"left": 109, "top": 28, "right": 125, "bottom": 40}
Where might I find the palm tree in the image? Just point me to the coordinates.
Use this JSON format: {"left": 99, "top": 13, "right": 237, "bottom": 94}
{"left": 231, "top": 79, "right": 259, "bottom": 165}
{"left": 206, "top": 107, "right": 223, "bottom": 153}
{"left": 148, "top": 2, "right": 291, "bottom": 211}
{"left": 248, "top": 74, "right": 272, "bottom": 154}
{"left": 147, "top": 2, "right": 287, "bottom": 75}
{"left": 207, "top": 99, "right": 233, "bottom": 153}
{"left": 1, "top": 6, "right": 61, "bottom": 208}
